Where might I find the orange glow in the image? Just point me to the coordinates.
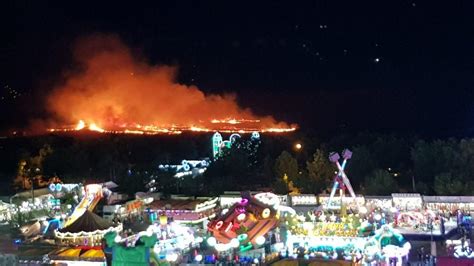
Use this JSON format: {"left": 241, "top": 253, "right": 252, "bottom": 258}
{"left": 45, "top": 34, "right": 296, "bottom": 135}
{"left": 75, "top": 120, "right": 85, "bottom": 130}
{"left": 210, "top": 118, "right": 261, "bottom": 124}
{"left": 48, "top": 120, "right": 296, "bottom": 135}
{"left": 88, "top": 123, "right": 105, "bottom": 133}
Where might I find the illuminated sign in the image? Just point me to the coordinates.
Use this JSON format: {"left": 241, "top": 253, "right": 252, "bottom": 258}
{"left": 125, "top": 200, "right": 144, "bottom": 213}
{"left": 254, "top": 192, "right": 280, "bottom": 207}
{"left": 195, "top": 197, "right": 218, "bottom": 212}
{"left": 290, "top": 195, "right": 317, "bottom": 206}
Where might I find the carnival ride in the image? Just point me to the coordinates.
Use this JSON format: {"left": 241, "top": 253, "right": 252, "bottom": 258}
{"left": 363, "top": 225, "right": 411, "bottom": 265}
{"left": 105, "top": 231, "right": 161, "bottom": 266}
{"left": 285, "top": 214, "right": 411, "bottom": 265}
{"left": 326, "top": 149, "right": 357, "bottom": 209}
{"left": 104, "top": 216, "right": 200, "bottom": 266}
{"left": 207, "top": 191, "right": 280, "bottom": 252}
{"left": 283, "top": 202, "right": 411, "bottom": 265}
{"left": 212, "top": 131, "right": 260, "bottom": 159}
{"left": 50, "top": 205, "right": 122, "bottom": 265}
{"left": 149, "top": 215, "right": 198, "bottom": 260}
{"left": 63, "top": 184, "right": 103, "bottom": 228}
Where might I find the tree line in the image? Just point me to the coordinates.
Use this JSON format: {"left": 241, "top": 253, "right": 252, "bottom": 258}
{"left": 1, "top": 132, "right": 474, "bottom": 196}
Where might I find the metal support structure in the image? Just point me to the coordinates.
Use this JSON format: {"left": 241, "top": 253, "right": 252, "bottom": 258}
{"left": 327, "top": 149, "right": 357, "bottom": 208}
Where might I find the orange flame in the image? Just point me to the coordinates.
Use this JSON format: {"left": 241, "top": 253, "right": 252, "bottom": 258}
{"left": 75, "top": 120, "right": 85, "bottom": 130}
{"left": 88, "top": 123, "right": 105, "bottom": 133}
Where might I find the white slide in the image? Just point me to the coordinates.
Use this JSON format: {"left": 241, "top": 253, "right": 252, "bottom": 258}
{"left": 63, "top": 184, "right": 103, "bottom": 228}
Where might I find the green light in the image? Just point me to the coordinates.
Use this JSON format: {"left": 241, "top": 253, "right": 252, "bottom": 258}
{"left": 240, "top": 243, "right": 253, "bottom": 252}
{"left": 237, "top": 234, "right": 248, "bottom": 241}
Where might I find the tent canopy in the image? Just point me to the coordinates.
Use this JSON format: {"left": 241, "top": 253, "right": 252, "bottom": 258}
{"left": 60, "top": 210, "right": 114, "bottom": 233}
{"left": 49, "top": 247, "right": 106, "bottom": 261}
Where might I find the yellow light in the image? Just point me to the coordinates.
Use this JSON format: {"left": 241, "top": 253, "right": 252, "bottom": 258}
{"left": 295, "top": 143, "right": 302, "bottom": 150}
{"left": 262, "top": 208, "right": 271, "bottom": 219}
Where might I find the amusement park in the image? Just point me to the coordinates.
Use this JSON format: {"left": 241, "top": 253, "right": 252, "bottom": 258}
{"left": 3, "top": 3, "right": 474, "bottom": 264}
{"left": 0, "top": 130, "right": 473, "bottom": 266}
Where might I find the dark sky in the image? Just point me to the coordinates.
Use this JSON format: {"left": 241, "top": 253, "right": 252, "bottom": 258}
{"left": 1, "top": 1, "right": 474, "bottom": 137}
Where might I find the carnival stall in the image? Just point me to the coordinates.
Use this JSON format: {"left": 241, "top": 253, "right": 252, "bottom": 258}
{"left": 48, "top": 246, "right": 107, "bottom": 266}
{"left": 391, "top": 193, "right": 422, "bottom": 211}
{"left": 423, "top": 196, "right": 474, "bottom": 213}
{"left": 0, "top": 200, "right": 13, "bottom": 223}
{"left": 147, "top": 197, "right": 218, "bottom": 225}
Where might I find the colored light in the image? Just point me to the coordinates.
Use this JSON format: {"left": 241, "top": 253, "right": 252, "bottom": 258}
{"left": 231, "top": 238, "right": 240, "bottom": 248}
{"left": 374, "top": 214, "right": 382, "bottom": 221}
{"left": 237, "top": 234, "right": 248, "bottom": 241}
{"left": 255, "top": 236, "right": 265, "bottom": 245}
{"left": 262, "top": 208, "right": 271, "bottom": 219}
{"left": 166, "top": 253, "right": 178, "bottom": 262}
{"left": 195, "top": 254, "right": 203, "bottom": 262}
{"left": 215, "top": 221, "right": 224, "bottom": 229}
{"left": 207, "top": 237, "right": 217, "bottom": 246}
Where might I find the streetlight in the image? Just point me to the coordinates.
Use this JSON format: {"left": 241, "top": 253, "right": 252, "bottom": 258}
{"left": 294, "top": 143, "right": 302, "bottom": 150}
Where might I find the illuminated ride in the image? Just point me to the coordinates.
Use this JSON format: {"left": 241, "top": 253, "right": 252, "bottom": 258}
{"left": 157, "top": 159, "right": 209, "bottom": 180}
{"left": 212, "top": 131, "right": 260, "bottom": 159}
{"left": 104, "top": 216, "right": 200, "bottom": 266}
{"left": 286, "top": 219, "right": 411, "bottom": 265}
{"left": 326, "top": 149, "right": 357, "bottom": 209}
{"left": 49, "top": 183, "right": 122, "bottom": 265}
{"left": 207, "top": 192, "right": 280, "bottom": 252}
{"left": 63, "top": 184, "right": 104, "bottom": 228}
{"left": 50, "top": 209, "right": 122, "bottom": 266}
{"left": 363, "top": 225, "right": 411, "bottom": 265}
{"left": 105, "top": 231, "right": 160, "bottom": 266}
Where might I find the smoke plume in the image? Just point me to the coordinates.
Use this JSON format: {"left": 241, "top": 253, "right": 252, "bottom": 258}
{"left": 46, "top": 34, "right": 293, "bottom": 131}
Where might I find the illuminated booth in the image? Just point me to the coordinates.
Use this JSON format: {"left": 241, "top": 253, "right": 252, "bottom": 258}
{"left": 147, "top": 197, "right": 218, "bottom": 225}
{"left": 423, "top": 196, "right": 474, "bottom": 212}
{"left": 365, "top": 196, "right": 393, "bottom": 211}
{"left": 392, "top": 193, "right": 422, "bottom": 211}
{"left": 0, "top": 200, "right": 12, "bottom": 223}
{"left": 318, "top": 195, "right": 365, "bottom": 210}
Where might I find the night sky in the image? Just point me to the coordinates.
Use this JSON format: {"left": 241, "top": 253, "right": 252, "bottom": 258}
{"left": 1, "top": 1, "right": 474, "bottom": 137}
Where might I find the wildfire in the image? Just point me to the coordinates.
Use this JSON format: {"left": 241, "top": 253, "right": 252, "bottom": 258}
{"left": 210, "top": 118, "right": 261, "bottom": 124}
{"left": 44, "top": 34, "right": 297, "bottom": 136}
{"left": 48, "top": 119, "right": 296, "bottom": 135}
{"left": 88, "top": 123, "right": 105, "bottom": 133}
{"left": 75, "top": 120, "right": 85, "bottom": 130}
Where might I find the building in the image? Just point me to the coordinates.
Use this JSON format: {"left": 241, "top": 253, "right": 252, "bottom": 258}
{"left": 147, "top": 197, "right": 218, "bottom": 226}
